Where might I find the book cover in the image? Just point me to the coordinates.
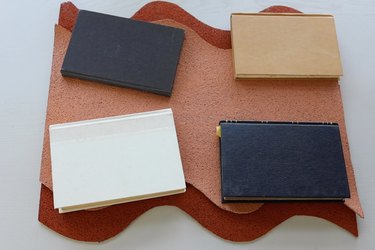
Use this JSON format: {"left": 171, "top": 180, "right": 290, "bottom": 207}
{"left": 218, "top": 121, "right": 350, "bottom": 201}
{"left": 61, "top": 10, "right": 184, "bottom": 96}
{"left": 231, "top": 13, "right": 343, "bottom": 79}
{"left": 50, "top": 109, "right": 186, "bottom": 213}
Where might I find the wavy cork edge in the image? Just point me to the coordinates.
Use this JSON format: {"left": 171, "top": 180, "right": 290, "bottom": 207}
{"left": 39, "top": 184, "right": 357, "bottom": 242}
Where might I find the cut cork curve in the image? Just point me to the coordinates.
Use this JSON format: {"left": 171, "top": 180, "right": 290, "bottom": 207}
{"left": 39, "top": 184, "right": 357, "bottom": 242}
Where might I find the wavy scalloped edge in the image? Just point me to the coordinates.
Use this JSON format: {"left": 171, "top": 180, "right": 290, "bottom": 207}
{"left": 39, "top": 184, "right": 357, "bottom": 242}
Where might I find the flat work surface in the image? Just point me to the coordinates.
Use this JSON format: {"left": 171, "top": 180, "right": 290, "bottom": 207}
{"left": 0, "top": 0, "right": 374, "bottom": 249}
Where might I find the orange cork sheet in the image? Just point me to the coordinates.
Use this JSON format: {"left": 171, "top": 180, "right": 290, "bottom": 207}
{"left": 38, "top": 1, "right": 361, "bottom": 242}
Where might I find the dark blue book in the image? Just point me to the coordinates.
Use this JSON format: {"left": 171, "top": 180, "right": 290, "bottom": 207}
{"left": 218, "top": 121, "right": 350, "bottom": 202}
{"left": 61, "top": 10, "right": 184, "bottom": 96}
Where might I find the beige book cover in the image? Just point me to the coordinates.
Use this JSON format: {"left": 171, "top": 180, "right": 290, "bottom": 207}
{"left": 231, "top": 13, "right": 343, "bottom": 79}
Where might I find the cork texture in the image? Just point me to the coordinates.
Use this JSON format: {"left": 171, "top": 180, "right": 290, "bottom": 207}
{"left": 37, "top": 1, "right": 362, "bottom": 242}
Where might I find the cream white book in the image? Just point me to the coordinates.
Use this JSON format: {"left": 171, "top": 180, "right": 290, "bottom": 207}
{"left": 49, "top": 108, "right": 186, "bottom": 213}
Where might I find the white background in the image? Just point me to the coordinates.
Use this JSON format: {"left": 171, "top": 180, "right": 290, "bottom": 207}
{"left": 0, "top": 0, "right": 374, "bottom": 249}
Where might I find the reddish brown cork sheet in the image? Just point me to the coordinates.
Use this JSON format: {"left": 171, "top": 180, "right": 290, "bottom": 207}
{"left": 38, "top": 1, "right": 361, "bottom": 242}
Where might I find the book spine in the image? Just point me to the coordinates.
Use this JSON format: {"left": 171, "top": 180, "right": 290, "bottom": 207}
{"left": 219, "top": 120, "right": 337, "bottom": 126}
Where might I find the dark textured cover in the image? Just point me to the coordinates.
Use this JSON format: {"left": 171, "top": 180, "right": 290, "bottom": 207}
{"left": 61, "top": 10, "right": 184, "bottom": 96}
{"left": 219, "top": 121, "right": 350, "bottom": 201}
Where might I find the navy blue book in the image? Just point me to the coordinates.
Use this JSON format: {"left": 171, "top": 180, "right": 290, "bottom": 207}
{"left": 61, "top": 10, "right": 184, "bottom": 96}
{"left": 218, "top": 121, "right": 350, "bottom": 202}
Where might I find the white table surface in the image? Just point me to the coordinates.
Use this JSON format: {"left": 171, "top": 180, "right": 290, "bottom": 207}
{"left": 0, "top": 0, "right": 374, "bottom": 249}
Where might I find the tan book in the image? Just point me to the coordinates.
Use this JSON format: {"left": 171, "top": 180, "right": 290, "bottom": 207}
{"left": 231, "top": 13, "right": 343, "bottom": 79}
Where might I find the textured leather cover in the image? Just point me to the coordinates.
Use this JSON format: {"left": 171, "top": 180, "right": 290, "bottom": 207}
{"left": 61, "top": 10, "right": 184, "bottom": 96}
{"left": 220, "top": 121, "right": 350, "bottom": 201}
